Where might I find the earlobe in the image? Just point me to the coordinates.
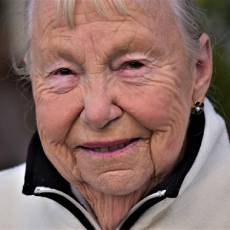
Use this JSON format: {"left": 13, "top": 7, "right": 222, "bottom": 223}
{"left": 192, "top": 33, "right": 213, "bottom": 103}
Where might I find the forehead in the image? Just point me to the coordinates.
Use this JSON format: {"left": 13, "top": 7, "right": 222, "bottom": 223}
{"left": 32, "top": 0, "right": 175, "bottom": 32}
{"left": 31, "top": 0, "right": 182, "bottom": 61}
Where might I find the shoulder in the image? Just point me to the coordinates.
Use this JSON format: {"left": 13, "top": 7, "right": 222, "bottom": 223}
{"left": 134, "top": 101, "right": 230, "bottom": 229}
{"left": 171, "top": 100, "right": 230, "bottom": 227}
{"left": 0, "top": 164, "right": 26, "bottom": 191}
{"left": 0, "top": 164, "right": 82, "bottom": 229}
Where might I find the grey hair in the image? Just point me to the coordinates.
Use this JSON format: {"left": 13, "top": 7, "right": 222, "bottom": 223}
{"left": 13, "top": 0, "right": 207, "bottom": 76}
{"left": 56, "top": 0, "right": 128, "bottom": 27}
{"left": 170, "top": 0, "right": 207, "bottom": 59}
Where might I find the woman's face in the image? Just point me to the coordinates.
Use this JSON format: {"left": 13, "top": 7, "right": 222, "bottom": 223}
{"left": 30, "top": 0, "right": 201, "bottom": 195}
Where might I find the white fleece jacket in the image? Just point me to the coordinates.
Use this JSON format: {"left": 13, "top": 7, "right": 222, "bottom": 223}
{"left": 0, "top": 99, "right": 230, "bottom": 230}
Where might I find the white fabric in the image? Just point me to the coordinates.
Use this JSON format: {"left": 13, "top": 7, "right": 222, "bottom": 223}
{"left": 0, "top": 99, "right": 229, "bottom": 230}
{"left": 0, "top": 165, "right": 86, "bottom": 230}
{"left": 132, "top": 99, "right": 230, "bottom": 230}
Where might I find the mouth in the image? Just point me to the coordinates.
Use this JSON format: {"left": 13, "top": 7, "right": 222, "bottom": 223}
{"left": 78, "top": 138, "right": 140, "bottom": 154}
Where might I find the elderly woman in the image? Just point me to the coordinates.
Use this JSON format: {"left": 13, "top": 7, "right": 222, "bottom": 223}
{"left": 1, "top": 0, "right": 230, "bottom": 229}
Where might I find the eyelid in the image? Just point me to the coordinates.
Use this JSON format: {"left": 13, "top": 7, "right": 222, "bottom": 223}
{"left": 45, "top": 67, "right": 75, "bottom": 79}
{"left": 44, "top": 61, "right": 82, "bottom": 77}
{"left": 110, "top": 52, "right": 153, "bottom": 69}
{"left": 121, "top": 60, "right": 145, "bottom": 69}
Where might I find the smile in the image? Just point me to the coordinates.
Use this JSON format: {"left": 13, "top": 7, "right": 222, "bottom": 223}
{"left": 78, "top": 138, "right": 140, "bottom": 154}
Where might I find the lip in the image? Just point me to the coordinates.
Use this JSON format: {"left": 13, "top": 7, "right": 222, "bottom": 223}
{"left": 78, "top": 138, "right": 139, "bottom": 148}
{"left": 77, "top": 138, "right": 140, "bottom": 157}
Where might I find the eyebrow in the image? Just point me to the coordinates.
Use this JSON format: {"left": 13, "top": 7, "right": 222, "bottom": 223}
{"left": 105, "top": 41, "right": 158, "bottom": 64}
{"left": 105, "top": 45, "right": 161, "bottom": 64}
{"left": 107, "top": 47, "right": 131, "bottom": 62}
{"left": 40, "top": 34, "right": 161, "bottom": 68}
{"left": 47, "top": 46, "right": 140, "bottom": 66}
{"left": 57, "top": 49, "right": 85, "bottom": 65}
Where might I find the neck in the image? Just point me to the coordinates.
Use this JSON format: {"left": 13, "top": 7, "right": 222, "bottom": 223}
{"left": 74, "top": 183, "right": 150, "bottom": 230}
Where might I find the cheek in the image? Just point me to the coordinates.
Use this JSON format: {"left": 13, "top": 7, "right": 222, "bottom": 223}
{"left": 32, "top": 82, "right": 85, "bottom": 183}
{"left": 118, "top": 84, "right": 190, "bottom": 131}
{"left": 150, "top": 126, "right": 188, "bottom": 178}
{"left": 33, "top": 82, "right": 83, "bottom": 142}
{"left": 116, "top": 79, "right": 192, "bottom": 177}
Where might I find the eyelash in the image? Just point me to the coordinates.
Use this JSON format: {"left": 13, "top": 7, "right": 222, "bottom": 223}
{"left": 51, "top": 67, "right": 76, "bottom": 77}
{"left": 121, "top": 60, "right": 144, "bottom": 69}
{"left": 49, "top": 59, "right": 145, "bottom": 78}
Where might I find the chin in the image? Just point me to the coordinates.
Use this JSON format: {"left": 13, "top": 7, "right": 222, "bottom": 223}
{"left": 84, "top": 170, "right": 152, "bottom": 196}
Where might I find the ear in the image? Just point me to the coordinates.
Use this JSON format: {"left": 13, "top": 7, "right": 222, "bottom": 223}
{"left": 192, "top": 33, "right": 213, "bottom": 103}
{"left": 24, "top": 52, "right": 29, "bottom": 65}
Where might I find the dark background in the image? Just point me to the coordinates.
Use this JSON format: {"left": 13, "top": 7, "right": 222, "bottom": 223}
{"left": 199, "top": 0, "right": 230, "bottom": 133}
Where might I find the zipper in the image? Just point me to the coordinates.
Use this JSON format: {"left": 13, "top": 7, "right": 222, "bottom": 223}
{"left": 116, "top": 190, "right": 166, "bottom": 229}
{"left": 34, "top": 186, "right": 101, "bottom": 230}
{"left": 34, "top": 186, "right": 166, "bottom": 230}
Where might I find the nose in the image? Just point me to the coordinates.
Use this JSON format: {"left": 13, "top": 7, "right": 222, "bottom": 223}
{"left": 80, "top": 90, "right": 123, "bottom": 130}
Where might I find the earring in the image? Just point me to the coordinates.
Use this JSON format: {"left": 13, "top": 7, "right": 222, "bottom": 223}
{"left": 192, "top": 102, "right": 204, "bottom": 115}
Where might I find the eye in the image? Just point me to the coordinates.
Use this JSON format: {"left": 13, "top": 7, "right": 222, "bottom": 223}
{"left": 121, "top": 60, "right": 145, "bottom": 70}
{"left": 52, "top": 67, "right": 75, "bottom": 76}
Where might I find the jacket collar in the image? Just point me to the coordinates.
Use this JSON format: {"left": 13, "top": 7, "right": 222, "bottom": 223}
{"left": 119, "top": 112, "right": 205, "bottom": 229}
{"left": 150, "top": 111, "right": 205, "bottom": 197}
{"left": 22, "top": 112, "right": 205, "bottom": 229}
{"left": 23, "top": 132, "right": 72, "bottom": 196}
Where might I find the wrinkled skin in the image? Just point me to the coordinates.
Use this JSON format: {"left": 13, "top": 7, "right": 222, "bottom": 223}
{"left": 29, "top": 0, "right": 212, "bottom": 229}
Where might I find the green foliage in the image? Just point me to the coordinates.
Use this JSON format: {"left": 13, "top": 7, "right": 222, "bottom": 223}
{"left": 198, "top": 0, "right": 230, "bottom": 134}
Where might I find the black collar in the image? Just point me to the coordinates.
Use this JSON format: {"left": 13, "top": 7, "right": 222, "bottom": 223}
{"left": 23, "top": 132, "right": 72, "bottom": 196}
{"left": 119, "top": 113, "right": 205, "bottom": 229}
{"left": 22, "top": 132, "right": 97, "bottom": 230}
{"left": 151, "top": 112, "right": 205, "bottom": 197}
{"left": 23, "top": 113, "right": 205, "bottom": 229}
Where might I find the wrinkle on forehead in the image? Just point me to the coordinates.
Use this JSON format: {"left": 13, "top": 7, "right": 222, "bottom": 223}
{"left": 31, "top": 0, "right": 172, "bottom": 29}
{"left": 31, "top": 0, "right": 177, "bottom": 44}
{"left": 31, "top": 0, "right": 184, "bottom": 69}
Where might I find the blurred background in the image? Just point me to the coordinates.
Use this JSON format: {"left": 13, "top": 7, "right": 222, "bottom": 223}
{"left": 199, "top": 0, "right": 230, "bottom": 134}
{"left": 0, "top": 1, "right": 229, "bottom": 170}
{"left": 0, "top": 0, "right": 35, "bottom": 170}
